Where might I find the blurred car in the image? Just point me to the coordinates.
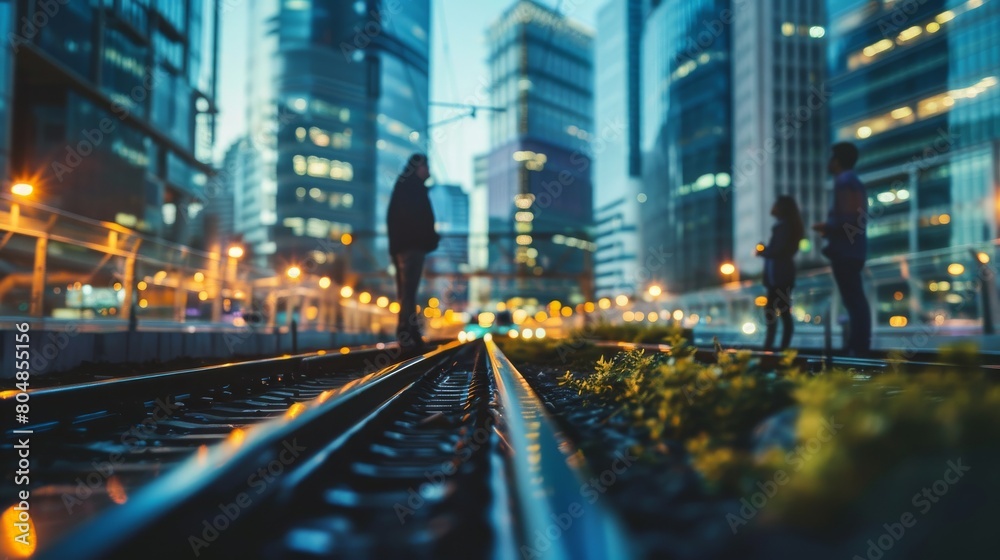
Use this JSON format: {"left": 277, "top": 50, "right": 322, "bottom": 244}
{"left": 461, "top": 310, "right": 513, "bottom": 340}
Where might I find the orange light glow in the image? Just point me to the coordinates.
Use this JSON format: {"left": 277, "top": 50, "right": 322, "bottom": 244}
{"left": 10, "top": 183, "right": 33, "bottom": 197}
{"left": 1, "top": 504, "right": 36, "bottom": 558}
{"left": 285, "top": 402, "right": 307, "bottom": 420}
{"left": 106, "top": 475, "right": 128, "bottom": 505}
{"left": 226, "top": 428, "right": 246, "bottom": 447}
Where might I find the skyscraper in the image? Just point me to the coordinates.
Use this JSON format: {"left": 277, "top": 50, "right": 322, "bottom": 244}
{"left": 640, "top": 0, "right": 734, "bottom": 293}
{"left": 239, "top": 0, "right": 430, "bottom": 290}
{"left": 469, "top": 153, "right": 491, "bottom": 307}
{"left": 827, "top": 0, "right": 1000, "bottom": 325}
{"left": 593, "top": 0, "right": 644, "bottom": 298}
{"left": 204, "top": 137, "right": 249, "bottom": 250}
{"left": 6, "top": 0, "right": 219, "bottom": 245}
{"left": 426, "top": 183, "right": 470, "bottom": 309}
{"left": 485, "top": 0, "right": 594, "bottom": 303}
{"left": 732, "top": 0, "right": 828, "bottom": 278}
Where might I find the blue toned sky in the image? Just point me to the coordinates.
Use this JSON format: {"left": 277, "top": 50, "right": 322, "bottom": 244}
{"left": 214, "top": 0, "right": 602, "bottom": 191}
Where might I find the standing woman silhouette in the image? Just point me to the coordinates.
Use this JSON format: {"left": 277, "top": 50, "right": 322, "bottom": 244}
{"left": 757, "top": 195, "right": 804, "bottom": 351}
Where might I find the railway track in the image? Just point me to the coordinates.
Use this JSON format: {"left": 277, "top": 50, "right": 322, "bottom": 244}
{"left": 9, "top": 340, "right": 631, "bottom": 560}
{"left": 1, "top": 343, "right": 421, "bottom": 550}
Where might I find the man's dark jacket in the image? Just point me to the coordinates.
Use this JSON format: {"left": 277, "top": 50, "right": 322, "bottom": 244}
{"left": 387, "top": 174, "right": 439, "bottom": 256}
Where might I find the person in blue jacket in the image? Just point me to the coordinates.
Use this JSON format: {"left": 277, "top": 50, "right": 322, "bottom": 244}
{"left": 757, "top": 195, "right": 804, "bottom": 351}
{"left": 812, "top": 142, "right": 871, "bottom": 356}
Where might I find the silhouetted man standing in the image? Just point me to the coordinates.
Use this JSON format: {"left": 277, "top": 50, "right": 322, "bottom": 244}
{"left": 813, "top": 142, "right": 871, "bottom": 356}
{"left": 387, "top": 154, "right": 439, "bottom": 351}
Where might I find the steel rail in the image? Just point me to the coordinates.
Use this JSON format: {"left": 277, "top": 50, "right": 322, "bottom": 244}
{"left": 484, "top": 338, "right": 634, "bottom": 560}
{"left": 1, "top": 343, "right": 413, "bottom": 434}
{"left": 34, "top": 341, "right": 463, "bottom": 560}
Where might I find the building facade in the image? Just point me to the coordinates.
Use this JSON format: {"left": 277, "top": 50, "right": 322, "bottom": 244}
{"left": 827, "top": 0, "right": 1000, "bottom": 325}
{"left": 592, "top": 0, "right": 644, "bottom": 298}
{"left": 640, "top": 0, "right": 734, "bottom": 293}
{"left": 732, "top": 0, "right": 829, "bottom": 278}
{"left": 485, "top": 0, "right": 594, "bottom": 303}
{"left": 6, "top": 0, "right": 219, "bottom": 245}
{"left": 426, "top": 183, "right": 470, "bottom": 309}
{"left": 468, "top": 154, "right": 491, "bottom": 308}
{"left": 239, "top": 0, "right": 430, "bottom": 289}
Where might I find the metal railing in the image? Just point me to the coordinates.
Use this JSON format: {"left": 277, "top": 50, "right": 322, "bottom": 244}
{"left": 0, "top": 194, "right": 399, "bottom": 335}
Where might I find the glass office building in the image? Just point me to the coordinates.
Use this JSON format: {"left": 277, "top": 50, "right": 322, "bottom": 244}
{"left": 485, "top": 0, "right": 594, "bottom": 303}
{"left": 240, "top": 0, "right": 429, "bottom": 290}
{"left": 732, "top": 0, "right": 828, "bottom": 279}
{"left": 827, "top": 0, "right": 999, "bottom": 327}
{"left": 640, "top": 0, "right": 734, "bottom": 293}
{"left": 593, "top": 0, "right": 644, "bottom": 298}
{"left": 7, "top": 0, "right": 218, "bottom": 245}
{"left": 427, "top": 183, "right": 471, "bottom": 309}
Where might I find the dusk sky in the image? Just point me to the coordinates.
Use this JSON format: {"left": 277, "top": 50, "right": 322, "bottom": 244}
{"left": 215, "top": 0, "right": 602, "bottom": 191}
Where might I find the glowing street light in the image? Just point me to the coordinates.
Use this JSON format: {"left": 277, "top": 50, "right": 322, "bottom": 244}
{"left": 647, "top": 285, "right": 662, "bottom": 298}
{"left": 720, "top": 262, "right": 736, "bottom": 276}
{"left": 976, "top": 252, "right": 991, "bottom": 264}
{"left": 319, "top": 276, "right": 332, "bottom": 289}
{"left": 340, "top": 286, "right": 354, "bottom": 298}
{"left": 227, "top": 245, "right": 245, "bottom": 259}
{"left": 11, "top": 182, "right": 33, "bottom": 197}
{"left": 286, "top": 266, "right": 302, "bottom": 279}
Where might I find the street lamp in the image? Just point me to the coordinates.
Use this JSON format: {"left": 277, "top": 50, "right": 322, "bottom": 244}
{"left": 648, "top": 285, "right": 663, "bottom": 298}
{"left": 286, "top": 265, "right": 302, "bottom": 280}
{"left": 9, "top": 182, "right": 45, "bottom": 316}
{"left": 11, "top": 182, "right": 33, "bottom": 197}
{"left": 225, "top": 245, "right": 244, "bottom": 315}
{"left": 9, "top": 182, "right": 34, "bottom": 228}
{"left": 720, "top": 262, "right": 738, "bottom": 284}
